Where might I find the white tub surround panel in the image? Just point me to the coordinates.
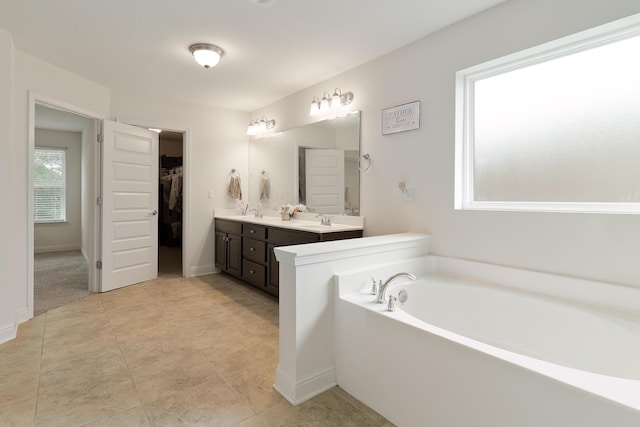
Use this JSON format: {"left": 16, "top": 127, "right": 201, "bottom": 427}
{"left": 273, "top": 233, "right": 431, "bottom": 405}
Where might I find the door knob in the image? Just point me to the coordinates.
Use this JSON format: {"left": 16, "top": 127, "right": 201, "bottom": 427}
{"left": 151, "top": 210, "right": 158, "bottom": 216}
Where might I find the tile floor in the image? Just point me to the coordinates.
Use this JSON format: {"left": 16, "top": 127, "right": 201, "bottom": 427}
{"left": 0, "top": 273, "right": 393, "bottom": 427}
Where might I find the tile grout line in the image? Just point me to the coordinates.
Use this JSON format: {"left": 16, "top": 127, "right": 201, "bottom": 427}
{"left": 99, "top": 291, "right": 154, "bottom": 427}
{"left": 32, "top": 312, "right": 48, "bottom": 427}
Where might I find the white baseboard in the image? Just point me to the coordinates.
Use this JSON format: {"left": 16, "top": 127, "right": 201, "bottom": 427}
{"left": 34, "top": 244, "right": 81, "bottom": 254}
{"left": 15, "top": 307, "right": 31, "bottom": 324}
{"left": 0, "top": 321, "right": 16, "bottom": 345}
{"left": 188, "top": 264, "right": 217, "bottom": 277}
{"left": 273, "top": 365, "right": 337, "bottom": 406}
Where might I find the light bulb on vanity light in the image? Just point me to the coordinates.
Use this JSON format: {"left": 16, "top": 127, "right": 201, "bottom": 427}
{"left": 309, "top": 96, "right": 320, "bottom": 116}
{"left": 246, "top": 121, "right": 257, "bottom": 136}
{"left": 331, "top": 88, "right": 342, "bottom": 109}
{"left": 258, "top": 117, "right": 268, "bottom": 132}
{"left": 319, "top": 92, "right": 331, "bottom": 113}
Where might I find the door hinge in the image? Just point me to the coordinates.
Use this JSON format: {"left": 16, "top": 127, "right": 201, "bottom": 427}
{"left": 97, "top": 133, "right": 103, "bottom": 143}
{"left": 96, "top": 197, "right": 103, "bottom": 206}
{"left": 96, "top": 260, "right": 102, "bottom": 270}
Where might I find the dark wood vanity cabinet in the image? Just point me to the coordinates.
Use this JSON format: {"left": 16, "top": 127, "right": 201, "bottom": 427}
{"left": 214, "top": 218, "right": 362, "bottom": 298}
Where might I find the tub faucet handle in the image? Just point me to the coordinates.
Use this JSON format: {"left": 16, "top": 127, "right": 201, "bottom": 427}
{"left": 387, "top": 295, "right": 397, "bottom": 312}
{"left": 370, "top": 278, "right": 379, "bottom": 295}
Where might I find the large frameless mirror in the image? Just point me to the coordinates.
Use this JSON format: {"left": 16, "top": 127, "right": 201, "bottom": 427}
{"left": 248, "top": 112, "right": 360, "bottom": 215}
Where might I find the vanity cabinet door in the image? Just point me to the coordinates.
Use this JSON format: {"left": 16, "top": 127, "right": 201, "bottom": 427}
{"left": 214, "top": 231, "right": 227, "bottom": 270}
{"left": 214, "top": 231, "right": 242, "bottom": 278}
{"left": 214, "top": 219, "right": 242, "bottom": 278}
{"left": 267, "top": 243, "right": 279, "bottom": 297}
{"left": 227, "top": 233, "right": 242, "bottom": 277}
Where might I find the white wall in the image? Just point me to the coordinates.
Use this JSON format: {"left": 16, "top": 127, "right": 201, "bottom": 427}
{"left": 110, "top": 91, "right": 249, "bottom": 276}
{"left": 252, "top": 0, "right": 640, "bottom": 288}
{"left": 34, "top": 129, "right": 82, "bottom": 253}
{"left": 0, "top": 29, "right": 16, "bottom": 342}
{"left": 12, "top": 51, "right": 110, "bottom": 323}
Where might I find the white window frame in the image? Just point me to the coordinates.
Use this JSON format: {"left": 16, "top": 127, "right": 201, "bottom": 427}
{"left": 454, "top": 13, "right": 640, "bottom": 214}
{"left": 33, "top": 146, "right": 67, "bottom": 223}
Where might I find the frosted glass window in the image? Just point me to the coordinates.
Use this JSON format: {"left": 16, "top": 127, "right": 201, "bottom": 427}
{"left": 455, "top": 15, "right": 640, "bottom": 213}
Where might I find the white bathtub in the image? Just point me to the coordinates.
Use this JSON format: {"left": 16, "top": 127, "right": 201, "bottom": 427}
{"left": 334, "top": 256, "right": 640, "bottom": 427}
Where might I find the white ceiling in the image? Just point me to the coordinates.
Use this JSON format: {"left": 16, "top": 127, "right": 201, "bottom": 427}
{"left": 0, "top": 0, "right": 505, "bottom": 112}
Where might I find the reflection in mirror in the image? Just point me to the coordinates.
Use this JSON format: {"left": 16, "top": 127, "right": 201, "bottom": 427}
{"left": 248, "top": 112, "right": 360, "bottom": 215}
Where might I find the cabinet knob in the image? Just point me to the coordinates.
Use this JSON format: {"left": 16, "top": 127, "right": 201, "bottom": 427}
{"left": 249, "top": 270, "right": 255, "bottom": 274}
{"left": 249, "top": 247, "right": 255, "bottom": 251}
{"left": 250, "top": 230, "right": 255, "bottom": 234}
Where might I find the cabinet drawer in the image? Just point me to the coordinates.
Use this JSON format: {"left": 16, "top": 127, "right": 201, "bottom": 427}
{"left": 268, "top": 228, "right": 318, "bottom": 245}
{"left": 242, "top": 259, "right": 266, "bottom": 288}
{"left": 243, "top": 237, "right": 267, "bottom": 263}
{"left": 243, "top": 224, "right": 267, "bottom": 239}
{"left": 215, "top": 219, "right": 242, "bottom": 235}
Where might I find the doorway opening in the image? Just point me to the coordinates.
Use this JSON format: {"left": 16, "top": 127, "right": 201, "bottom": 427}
{"left": 158, "top": 130, "right": 184, "bottom": 277}
{"left": 32, "top": 103, "right": 94, "bottom": 315}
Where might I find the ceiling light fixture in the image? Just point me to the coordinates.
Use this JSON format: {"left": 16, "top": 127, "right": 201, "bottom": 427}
{"left": 309, "top": 88, "right": 354, "bottom": 117}
{"left": 189, "top": 43, "right": 224, "bottom": 69}
{"left": 247, "top": 116, "right": 276, "bottom": 136}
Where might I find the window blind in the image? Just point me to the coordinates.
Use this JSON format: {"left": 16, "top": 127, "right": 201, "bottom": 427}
{"left": 34, "top": 148, "right": 66, "bottom": 222}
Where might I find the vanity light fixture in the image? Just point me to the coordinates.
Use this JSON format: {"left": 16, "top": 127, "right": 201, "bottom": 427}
{"left": 189, "top": 43, "right": 224, "bottom": 68}
{"left": 308, "top": 88, "right": 354, "bottom": 116}
{"left": 247, "top": 116, "right": 276, "bottom": 136}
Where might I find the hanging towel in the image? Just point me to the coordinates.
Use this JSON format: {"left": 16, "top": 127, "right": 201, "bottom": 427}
{"left": 228, "top": 175, "right": 242, "bottom": 200}
{"left": 259, "top": 175, "right": 270, "bottom": 201}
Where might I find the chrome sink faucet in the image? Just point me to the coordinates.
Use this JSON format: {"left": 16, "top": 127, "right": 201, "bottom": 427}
{"left": 376, "top": 272, "right": 417, "bottom": 303}
{"left": 316, "top": 213, "right": 332, "bottom": 226}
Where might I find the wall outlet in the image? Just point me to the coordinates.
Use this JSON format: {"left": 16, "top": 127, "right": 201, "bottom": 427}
{"left": 208, "top": 189, "right": 214, "bottom": 199}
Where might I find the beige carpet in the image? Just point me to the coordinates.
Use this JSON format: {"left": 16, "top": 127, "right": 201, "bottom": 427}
{"left": 34, "top": 250, "right": 90, "bottom": 316}
{"left": 34, "top": 247, "right": 182, "bottom": 316}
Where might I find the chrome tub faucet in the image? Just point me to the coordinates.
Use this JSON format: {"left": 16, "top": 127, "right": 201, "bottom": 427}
{"left": 376, "top": 272, "right": 417, "bottom": 304}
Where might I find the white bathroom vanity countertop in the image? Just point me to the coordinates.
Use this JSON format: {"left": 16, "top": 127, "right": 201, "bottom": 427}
{"left": 214, "top": 210, "right": 364, "bottom": 234}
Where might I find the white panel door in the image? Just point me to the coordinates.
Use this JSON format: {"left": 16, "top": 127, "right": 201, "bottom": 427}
{"left": 305, "top": 149, "right": 345, "bottom": 214}
{"left": 101, "top": 120, "right": 158, "bottom": 292}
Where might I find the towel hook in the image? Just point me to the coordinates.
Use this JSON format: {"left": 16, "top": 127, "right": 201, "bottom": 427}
{"left": 358, "top": 153, "right": 371, "bottom": 172}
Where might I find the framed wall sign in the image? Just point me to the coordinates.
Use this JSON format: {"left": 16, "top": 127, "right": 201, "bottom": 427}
{"left": 382, "top": 101, "right": 420, "bottom": 135}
